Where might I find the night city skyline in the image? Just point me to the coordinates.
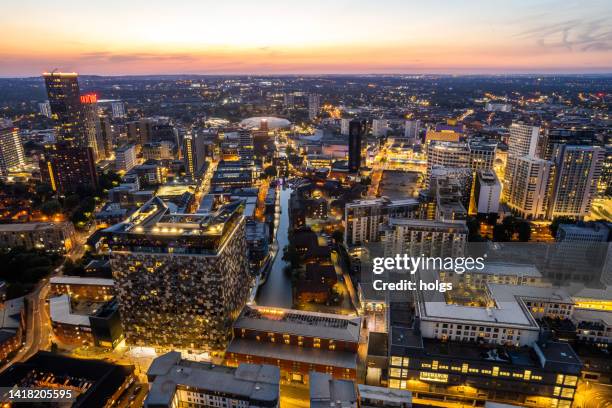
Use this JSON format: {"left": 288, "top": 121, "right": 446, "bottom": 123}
{"left": 0, "top": 2, "right": 611, "bottom": 408}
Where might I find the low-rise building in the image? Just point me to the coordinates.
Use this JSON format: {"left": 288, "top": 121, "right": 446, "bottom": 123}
{"left": 226, "top": 306, "right": 362, "bottom": 384}
{"left": 0, "top": 222, "right": 75, "bottom": 253}
{"left": 0, "top": 297, "right": 25, "bottom": 363}
{"left": 50, "top": 276, "right": 114, "bottom": 301}
{"left": 0, "top": 351, "right": 135, "bottom": 407}
{"left": 145, "top": 352, "right": 280, "bottom": 408}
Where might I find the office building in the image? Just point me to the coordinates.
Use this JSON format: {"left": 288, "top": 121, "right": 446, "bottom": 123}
{"left": 485, "top": 102, "right": 511, "bottom": 112}
{"left": 49, "top": 294, "right": 123, "bottom": 347}
{"left": 98, "top": 115, "right": 115, "bottom": 159}
{"left": 183, "top": 130, "right": 208, "bottom": 179}
{"left": 540, "top": 128, "right": 597, "bottom": 160}
{"left": 431, "top": 174, "right": 469, "bottom": 223}
{"left": 344, "top": 197, "right": 420, "bottom": 247}
{"left": 381, "top": 219, "right": 468, "bottom": 258}
{"left": 547, "top": 222, "right": 611, "bottom": 284}
{"left": 310, "top": 373, "right": 412, "bottom": 408}
{"left": 372, "top": 119, "right": 388, "bottom": 137}
{"left": 115, "top": 144, "right": 136, "bottom": 172}
{"left": 238, "top": 128, "right": 254, "bottom": 162}
{"left": 0, "top": 298, "right": 25, "bottom": 363}
{"left": 0, "top": 222, "right": 75, "bottom": 253}
{"left": 80, "top": 93, "right": 105, "bottom": 161}
{"left": 226, "top": 306, "right": 361, "bottom": 383}
{"left": 404, "top": 120, "right": 421, "bottom": 143}
{"left": 547, "top": 145, "right": 604, "bottom": 219}
{"left": 507, "top": 122, "right": 540, "bottom": 158}
{"left": 43, "top": 72, "right": 84, "bottom": 144}
{"left": 49, "top": 276, "right": 114, "bottom": 301}
{"left": 40, "top": 143, "right": 98, "bottom": 194}
{"left": 341, "top": 118, "right": 350, "bottom": 136}
{"left": 469, "top": 139, "right": 497, "bottom": 172}
{"left": 308, "top": 93, "right": 321, "bottom": 120}
{"left": 0, "top": 123, "right": 26, "bottom": 178}
{"left": 105, "top": 198, "right": 250, "bottom": 353}
{"left": 38, "top": 101, "right": 52, "bottom": 118}
{"left": 145, "top": 352, "right": 280, "bottom": 408}
{"left": 475, "top": 169, "right": 501, "bottom": 215}
{"left": 505, "top": 156, "right": 554, "bottom": 220}
{"left": 127, "top": 119, "right": 153, "bottom": 145}
{"left": 503, "top": 122, "right": 540, "bottom": 202}
{"left": 0, "top": 352, "right": 135, "bottom": 408}
{"left": 348, "top": 119, "right": 365, "bottom": 173}
{"left": 142, "top": 141, "right": 174, "bottom": 161}
{"left": 111, "top": 101, "right": 126, "bottom": 119}
{"left": 426, "top": 142, "right": 471, "bottom": 186}
{"left": 284, "top": 92, "right": 295, "bottom": 108}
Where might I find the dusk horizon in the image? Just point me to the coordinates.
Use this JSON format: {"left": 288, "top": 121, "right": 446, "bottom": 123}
{"left": 2, "top": 0, "right": 612, "bottom": 76}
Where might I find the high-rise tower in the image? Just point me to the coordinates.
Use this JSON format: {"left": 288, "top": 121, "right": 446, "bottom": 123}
{"left": 43, "top": 72, "right": 84, "bottom": 144}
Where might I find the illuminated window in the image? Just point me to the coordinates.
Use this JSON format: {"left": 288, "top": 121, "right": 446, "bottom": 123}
{"left": 556, "top": 374, "right": 565, "bottom": 385}
{"left": 390, "top": 368, "right": 401, "bottom": 378}
{"left": 420, "top": 372, "right": 449, "bottom": 383}
{"left": 564, "top": 376, "right": 577, "bottom": 386}
{"left": 492, "top": 366, "right": 499, "bottom": 377}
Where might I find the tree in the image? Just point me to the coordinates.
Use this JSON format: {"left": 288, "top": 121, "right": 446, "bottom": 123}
{"left": 493, "top": 224, "right": 510, "bottom": 242}
{"left": 40, "top": 200, "right": 62, "bottom": 216}
{"left": 516, "top": 221, "right": 532, "bottom": 242}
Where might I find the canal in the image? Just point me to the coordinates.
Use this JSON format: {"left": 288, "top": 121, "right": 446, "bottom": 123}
{"left": 255, "top": 184, "right": 294, "bottom": 308}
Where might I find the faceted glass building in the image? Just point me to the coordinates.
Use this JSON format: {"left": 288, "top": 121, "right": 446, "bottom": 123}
{"left": 105, "top": 198, "right": 251, "bottom": 354}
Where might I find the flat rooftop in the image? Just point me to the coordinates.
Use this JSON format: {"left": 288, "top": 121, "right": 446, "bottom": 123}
{"left": 234, "top": 306, "right": 361, "bottom": 343}
{"left": 0, "top": 222, "right": 66, "bottom": 232}
{"left": 146, "top": 352, "right": 279, "bottom": 407}
{"left": 228, "top": 338, "right": 357, "bottom": 369}
{"left": 50, "top": 276, "right": 114, "bottom": 287}
{"left": 104, "top": 197, "right": 242, "bottom": 240}
{"left": 417, "top": 270, "right": 570, "bottom": 329}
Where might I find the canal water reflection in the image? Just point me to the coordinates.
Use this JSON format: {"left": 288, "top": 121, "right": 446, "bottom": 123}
{"left": 255, "top": 185, "right": 293, "bottom": 308}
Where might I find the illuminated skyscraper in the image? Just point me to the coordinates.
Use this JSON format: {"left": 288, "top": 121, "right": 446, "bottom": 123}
{"left": 404, "top": 119, "right": 421, "bottom": 143}
{"left": 183, "top": 130, "right": 208, "bottom": 179}
{"left": 0, "top": 123, "right": 26, "bottom": 179}
{"left": 308, "top": 93, "right": 320, "bottom": 120}
{"left": 505, "top": 156, "right": 554, "bottom": 219}
{"left": 110, "top": 101, "right": 126, "bottom": 119}
{"left": 348, "top": 119, "right": 365, "bottom": 173}
{"left": 43, "top": 72, "right": 84, "bottom": 144}
{"left": 340, "top": 118, "right": 350, "bottom": 136}
{"left": 547, "top": 145, "right": 604, "bottom": 219}
{"left": 372, "top": 118, "right": 387, "bottom": 137}
{"left": 80, "top": 93, "right": 105, "bottom": 161}
{"left": 503, "top": 122, "right": 540, "bottom": 202}
{"left": 39, "top": 143, "right": 98, "bottom": 194}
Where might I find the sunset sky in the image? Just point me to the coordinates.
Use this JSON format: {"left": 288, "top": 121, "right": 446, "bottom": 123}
{"left": 1, "top": 0, "right": 611, "bottom": 76}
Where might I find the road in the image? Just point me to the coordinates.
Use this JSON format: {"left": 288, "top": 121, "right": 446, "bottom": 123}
{"left": 0, "top": 276, "right": 52, "bottom": 373}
